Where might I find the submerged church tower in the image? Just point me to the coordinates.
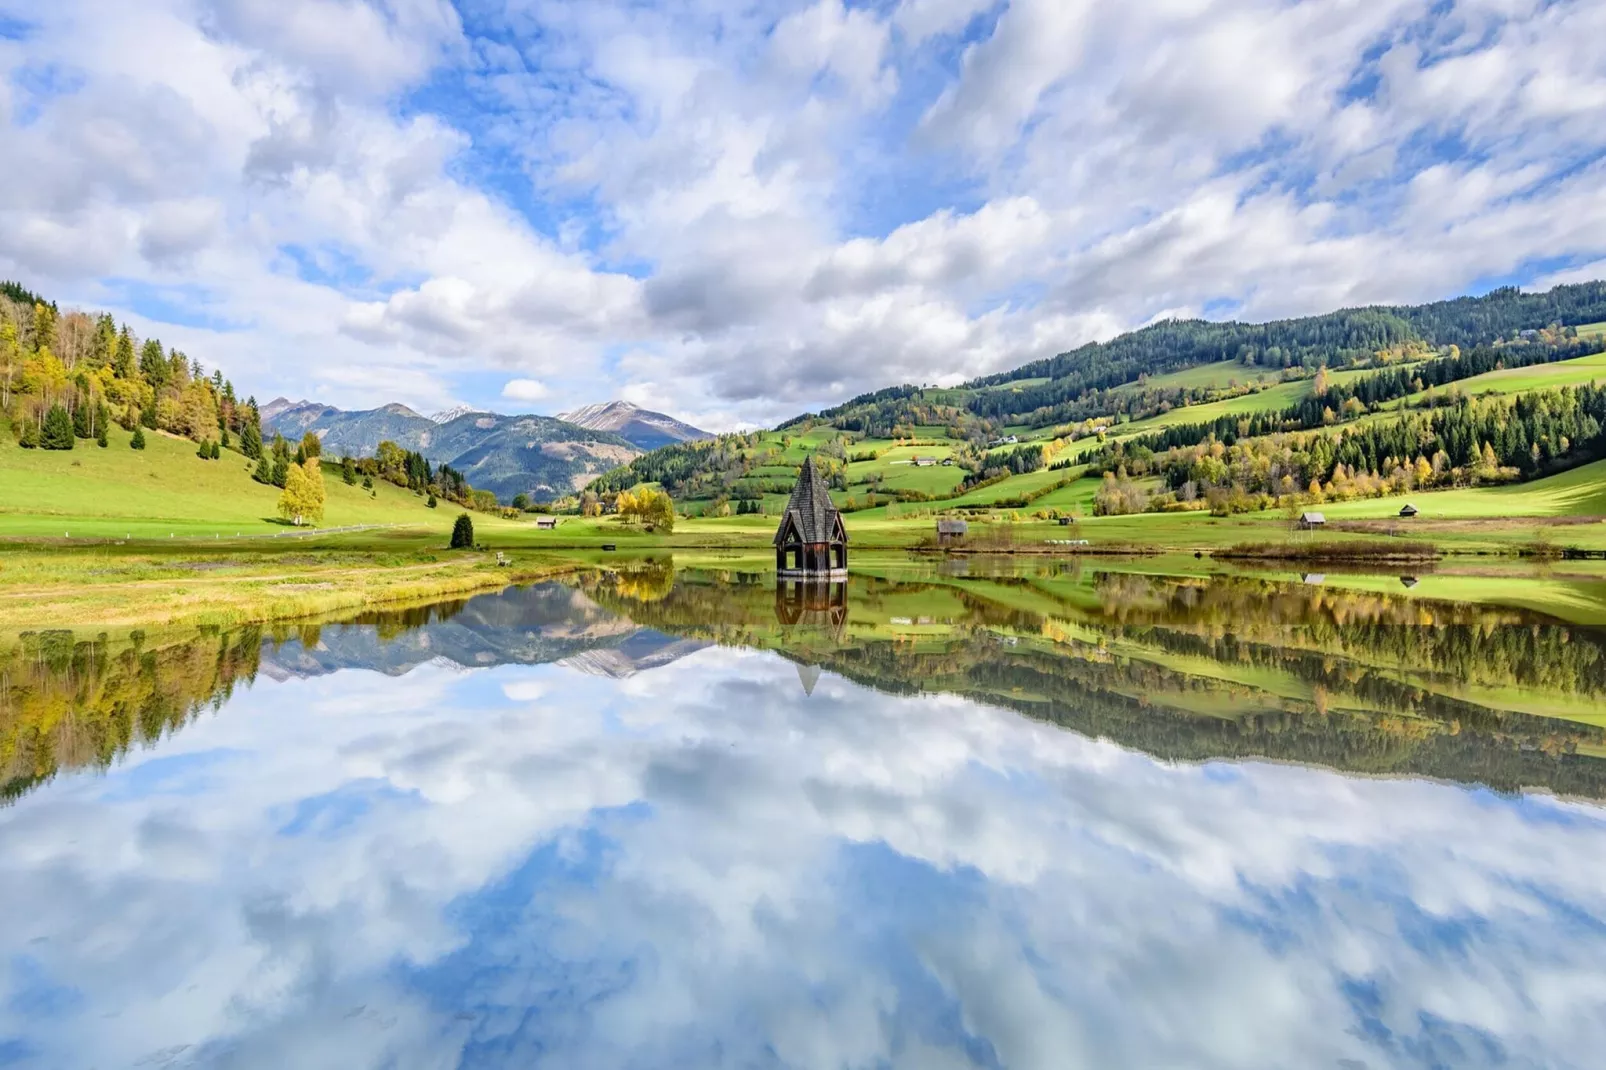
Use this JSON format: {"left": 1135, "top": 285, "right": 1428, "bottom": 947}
{"left": 773, "top": 455, "right": 848, "bottom": 578}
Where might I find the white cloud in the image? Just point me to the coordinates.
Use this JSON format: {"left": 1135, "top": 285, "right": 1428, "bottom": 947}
{"left": 1, "top": 0, "right": 1605, "bottom": 427}
{"left": 500, "top": 377, "right": 550, "bottom": 402}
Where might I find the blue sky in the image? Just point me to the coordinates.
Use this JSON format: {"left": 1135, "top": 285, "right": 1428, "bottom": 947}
{"left": 2, "top": 0, "right": 1605, "bottom": 428}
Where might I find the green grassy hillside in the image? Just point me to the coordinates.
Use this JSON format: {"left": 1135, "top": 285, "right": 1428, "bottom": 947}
{"left": 0, "top": 425, "right": 459, "bottom": 538}
{"left": 1319, "top": 458, "right": 1606, "bottom": 519}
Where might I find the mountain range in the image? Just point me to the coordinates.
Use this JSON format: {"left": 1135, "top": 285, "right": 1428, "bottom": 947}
{"left": 557, "top": 400, "right": 712, "bottom": 450}
{"left": 260, "top": 399, "right": 709, "bottom": 502}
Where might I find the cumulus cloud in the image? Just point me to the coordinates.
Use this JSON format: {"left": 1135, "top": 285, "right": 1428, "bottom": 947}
{"left": 2, "top": 0, "right": 1605, "bottom": 426}
{"left": 500, "top": 377, "right": 550, "bottom": 402}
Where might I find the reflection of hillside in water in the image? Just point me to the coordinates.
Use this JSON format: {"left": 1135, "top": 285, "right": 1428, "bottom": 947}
{"left": 259, "top": 584, "right": 652, "bottom": 680}
{"left": 8, "top": 565, "right": 1606, "bottom": 805}
{"left": 1, "top": 583, "right": 706, "bottom": 802}
{"left": 587, "top": 565, "right": 1606, "bottom": 800}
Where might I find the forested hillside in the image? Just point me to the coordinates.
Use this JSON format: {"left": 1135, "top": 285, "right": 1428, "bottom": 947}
{"left": 0, "top": 282, "right": 517, "bottom": 522}
{"left": 589, "top": 281, "right": 1606, "bottom": 521}
{"left": 795, "top": 282, "right": 1606, "bottom": 435}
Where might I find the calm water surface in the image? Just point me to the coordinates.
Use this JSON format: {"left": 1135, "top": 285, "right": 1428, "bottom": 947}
{"left": 4, "top": 564, "right": 1606, "bottom": 1068}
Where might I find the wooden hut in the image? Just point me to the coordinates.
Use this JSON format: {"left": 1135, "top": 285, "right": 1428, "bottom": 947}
{"left": 774, "top": 455, "right": 848, "bottom": 577}
{"left": 1299, "top": 511, "right": 1326, "bottom": 530}
{"left": 535, "top": 516, "right": 560, "bottom": 530}
{"left": 936, "top": 519, "right": 968, "bottom": 546}
{"left": 1399, "top": 503, "right": 1418, "bottom": 518}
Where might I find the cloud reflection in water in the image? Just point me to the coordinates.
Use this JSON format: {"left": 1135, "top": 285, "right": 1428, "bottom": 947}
{"left": 1, "top": 645, "right": 1604, "bottom": 1069}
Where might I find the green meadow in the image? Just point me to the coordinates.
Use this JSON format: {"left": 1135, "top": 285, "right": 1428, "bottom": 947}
{"left": 0, "top": 423, "right": 455, "bottom": 539}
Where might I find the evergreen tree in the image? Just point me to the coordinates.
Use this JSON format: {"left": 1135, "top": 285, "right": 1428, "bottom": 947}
{"left": 130, "top": 425, "right": 146, "bottom": 450}
{"left": 361, "top": 475, "right": 373, "bottom": 490}
{"left": 271, "top": 454, "right": 289, "bottom": 488}
{"left": 450, "top": 513, "right": 475, "bottom": 549}
{"left": 427, "top": 493, "right": 437, "bottom": 508}
{"left": 40, "top": 404, "right": 74, "bottom": 450}
{"left": 253, "top": 456, "right": 274, "bottom": 484}
{"left": 72, "top": 400, "right": 90, "bottom": 438}
{"left": 220, "top": 426, "right": 230, "bottom": 450}
{"left": 240, "top": 420, "right": 262, "bottom": 460}
{"left": 140, "top": 404, "right": 157, "bottom": 429}
{"left": 197, "top": 439, "right": 210, "bottom": 459}
{"left": 18, "top": 420, "right": 39, "bottom": 448}
{"left": 113, "top": 327, "right": 136, "bottom": 379}
{"left": 139, "top": 339, "right": 168, "bottom": 387}
{"left": 96, "top": 424, "right": 108, "bottom": 448}
{"left": 300, "top": 431, "right": 321, "bottom": 459}
{"left": 341, "top": 456, "right": 356, "bottom": 485}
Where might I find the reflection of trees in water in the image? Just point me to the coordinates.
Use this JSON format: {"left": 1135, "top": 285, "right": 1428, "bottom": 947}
{"left": 598, "top": 569, "right": 1606, "bottom": 799}
{"left": 0, "top": 598, "right": 481, "bottom": 803}
{"left": 1, "top": 627, "right": 265, "bottom": 803}
{"left": 1089, "top": 573, "right": 1606, "bottom": 699}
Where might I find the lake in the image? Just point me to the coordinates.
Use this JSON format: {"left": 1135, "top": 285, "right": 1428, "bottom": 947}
{"left": 4, "top": 561, "right": 1606, "bottom": 1068}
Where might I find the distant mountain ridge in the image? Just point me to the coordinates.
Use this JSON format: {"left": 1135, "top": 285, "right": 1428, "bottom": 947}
{"left": 558, "top": 400, "right": 712, "bottom": 450}
{"left": 261, "top": 399, "right": 639, "bottom": 502}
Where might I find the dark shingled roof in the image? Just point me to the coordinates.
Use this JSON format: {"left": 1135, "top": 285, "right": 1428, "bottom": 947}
{"left": 774, "top": 455, "right": 845, "bottom": 545}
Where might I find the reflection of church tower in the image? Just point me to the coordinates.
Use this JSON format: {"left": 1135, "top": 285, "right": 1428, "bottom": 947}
{"left": 796, "top": 663, "right": 822, "bottom": 697}
{"left": 774, "top": 578, "right": 848, "bottom": 638}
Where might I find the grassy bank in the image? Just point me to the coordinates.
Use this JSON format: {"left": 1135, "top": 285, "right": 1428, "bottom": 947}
{"left": 0, "top": 533, "right": 583, "bottom": 635}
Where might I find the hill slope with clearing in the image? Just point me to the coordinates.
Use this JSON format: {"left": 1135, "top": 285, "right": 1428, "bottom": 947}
{"left": 0, "top": 426, "right": 457, "bottom": 538}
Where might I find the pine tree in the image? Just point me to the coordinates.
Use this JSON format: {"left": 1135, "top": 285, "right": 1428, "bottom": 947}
{"left": 41, "top": 404, "right": 74, "bottom": 450}
{"left": 197, "top": 439, "right": 210, "bottom": 459}
{"left": 130, "top": 425, "right": 146, "bottom": 450}
{"left": 240, "top": 420, "right": 261, "bottom": 460}
{"left": 427, "top": 493, "right": 437, "bottom": 508}
{"left": 253, "top": 456, "right": 273, "bottom": 484}
{"left": 139, "top": 339, "right": 168, "bottom": 387}
{"left": 113, "top": 327, "right": 136, "bottom": 379}
{"left": 73, "top": 401, "right": 90, "bottom": 438}
{"left": 18, "top": 420, "right": 39, "bottom": 448}
{"left": 96, "top": 424, "right": 108, "bottom": 448}
{"left": 140, "top": 404, "right": 156, "bottom": 429}
{"left": 220, "top": 426, "right": 230, "bottom": 450}
{"left": 450, "top": 513, "right": 475, "bottom": 549}
{"left": 271, "top": 455, "right": 289, "bottom": 487}
{"left": 341, "top": 456, "right": 356, "bottom": 485}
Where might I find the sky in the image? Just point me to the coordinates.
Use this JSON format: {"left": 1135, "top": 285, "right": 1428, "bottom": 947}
{"left": 1, "top": 0, "right": 1605, "bottom": 430}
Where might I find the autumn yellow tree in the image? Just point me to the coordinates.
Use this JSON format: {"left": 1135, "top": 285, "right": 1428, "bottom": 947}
{"left": 278, "top": 458, "right": 326, "bottom": 526}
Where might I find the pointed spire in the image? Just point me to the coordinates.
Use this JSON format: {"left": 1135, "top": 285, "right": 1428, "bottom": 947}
{"left": 796, "top": 663, "right": 821, "bottom": 697}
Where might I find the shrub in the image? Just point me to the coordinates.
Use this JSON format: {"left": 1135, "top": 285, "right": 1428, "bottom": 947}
{"left": 450, "top": 513, "right": 475, "bottom": 549}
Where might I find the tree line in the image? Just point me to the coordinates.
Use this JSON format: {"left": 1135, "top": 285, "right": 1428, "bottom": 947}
{"left": 2, "top": 282, "right": 265, "bottom": 456}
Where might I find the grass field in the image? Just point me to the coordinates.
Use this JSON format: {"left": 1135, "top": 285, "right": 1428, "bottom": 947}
{"left": 0, "top": 425, "right": 456, "bottom": 538}
{"left": 1111, "top": 359, "right": 1286, "bottom": 394}
{"left": 1403, "top": 350, "right": 1606, "bottom": 399}
{"left": 1319, "top": 458, "right": 1606, "bottom": 519}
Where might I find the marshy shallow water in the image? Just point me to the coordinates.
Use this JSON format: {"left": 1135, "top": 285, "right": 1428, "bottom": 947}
{"left": 3, "top": 563, "right": 1606, "bottom": 1068}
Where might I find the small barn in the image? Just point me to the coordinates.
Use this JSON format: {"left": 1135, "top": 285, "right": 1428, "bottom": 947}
{"left": 1299, "top": 511, "right": 1327, "bottom": 530}
{"left": 936, "top": 519, "right": 969, "bottom": 546}
{"left": 535, "top": 517, "right": 560, "bottom": 530}
{"left": 774, "top": 456, "right": 848, "bottom": 577}
{"left": 1399, "top": 503, "right": 1419, "bottom": 518}
{"left": 913, "top": 456, "right": 937, "bottom": 467}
